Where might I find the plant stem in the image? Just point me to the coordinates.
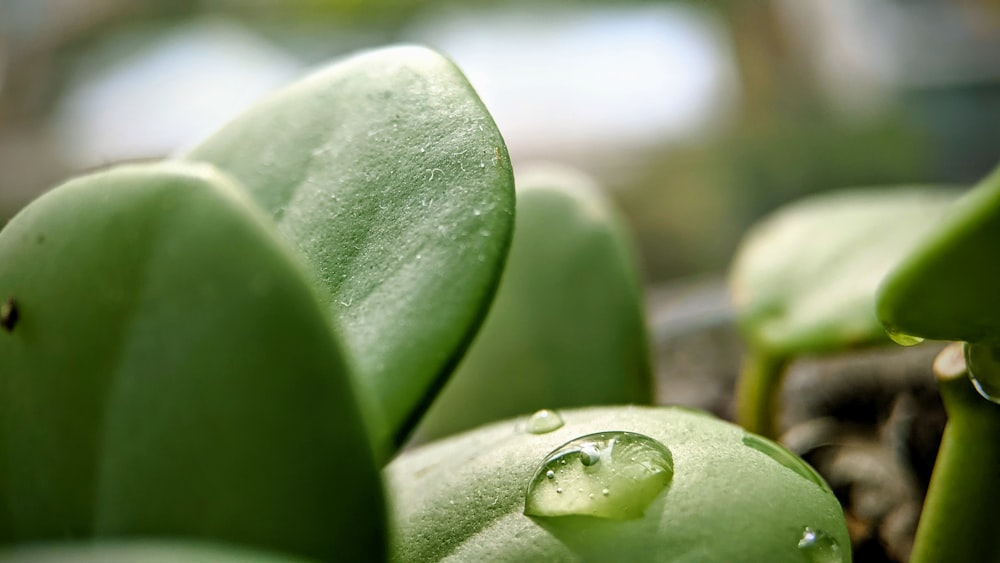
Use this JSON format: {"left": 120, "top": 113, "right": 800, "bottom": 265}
{"left": 735, "top": 350, "right": 788, "bottom": 438}
{"left": 910, "top": 343, "right": 1000, "bottom": 563}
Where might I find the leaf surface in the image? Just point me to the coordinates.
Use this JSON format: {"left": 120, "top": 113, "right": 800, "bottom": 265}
{"left": 183, "top": 46, "right": 515, "bottom": 454}
{"left": 878, "top": 164, "right": 1000, "bottom": 344}
{"left": 0, "top": 163, "right": 384, "bottom": 561}
{"left": 730, "top": 186, "right": 958, "bottom": 354}
{"left": 413, "top": 165, "right": 651, "bottom": 441}
{"left": 387, "top": 406, "right": 849, "bottom": 562}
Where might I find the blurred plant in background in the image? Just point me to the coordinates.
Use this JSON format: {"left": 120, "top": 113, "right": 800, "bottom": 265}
{"left": 2, "top": 0, "right": 997, "bottom": 279}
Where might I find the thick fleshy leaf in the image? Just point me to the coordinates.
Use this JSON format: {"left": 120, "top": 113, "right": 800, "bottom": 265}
{"left": 412, "top": 165, "right": 651, "bottom": 441}
{"left": 387, "top": 406, "right": 849, "bottom": 562}
{"left": 0, "top": 163, "right": 384, "bottom": 561}
{"left": 878, "top": 164, "right": 1000, "bottom": 344}
{"left": 0, "top": 540, "right": 314, "bottom": 563}
{"left": 183, "top": 45, "right": 515, "bottom": 456}
{"left": 730, "top": 186, "right": 958, "bottom": 354}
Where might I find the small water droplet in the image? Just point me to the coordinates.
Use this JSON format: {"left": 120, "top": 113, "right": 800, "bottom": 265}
{"left": 965, "top": 342, "right": 1000, "bottom": 403}
{"left": 886, "top": 328, "right": 924, "bottom": 346}
{"left": 546, "top": 470, "right": 555, "bottom": 480}
{"left": 742, "top": 434, "right": 830, "bottom": 492}
{"left": 473, "top": 209, "right": 482, "bottom": 216}
{"left": 524, "top": 432, "right": 673, "bottom": 520}
{"left": 579, "top": 443, "right": 601, "bottom": 466}
{"left": 797, "top": 527, "right": 843, "bottom": 563}
{"left": 1, "top": 298, "right": 19, "bottom": 332}
{"left": 526, "top": 409, "right": 564, "bottom": 434}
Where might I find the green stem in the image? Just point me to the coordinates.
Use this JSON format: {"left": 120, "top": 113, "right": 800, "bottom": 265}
{"left": 735, "top": 350, "right": 788, "bottom": 438}
{"left": 911, "top": 343, "right": 1000, "bottom": 563}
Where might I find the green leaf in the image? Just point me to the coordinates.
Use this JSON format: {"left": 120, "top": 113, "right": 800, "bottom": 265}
{"left": 387, "top": 406, "right": 849, "bottom": 562}
{"left": 878, "top": 164, "right": 1000, "bottom": 344}
{"left": 0, "top": 540, "right": 315, "bottom": 563}
{"left": 0, "top": 163, "right": 384, "bottom": 561}
{"left": 183, "top": 45, "right": 515, "bottom": 457}
{"left": 730, "top": 186, "right": 958, "bottom": 354}
{"left": 411, "top": 165, "right": 652, "bottom": 441}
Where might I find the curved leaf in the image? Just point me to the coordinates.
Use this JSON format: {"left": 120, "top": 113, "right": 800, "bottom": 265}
{"left": 412, "top": 165, "right": 652, "bottom": 441}
{"left": 730, "top": 186, "right": 958, "bottom": 354}
{"left": 878, "top": 164, "right": 1000, "bottom": 344}
{"left": 183, "top": 46, "right": 515, "bottom": 456}
{"left": 387, "top": 406, "right": 850, "bottom": 562}
{"left": 0, "top": 163, "right": 384, "bottom": 561}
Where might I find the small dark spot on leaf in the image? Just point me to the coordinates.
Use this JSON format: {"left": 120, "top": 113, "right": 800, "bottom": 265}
{"left": 1, "top": 298, "right": 19, "bottom": 332}
{"left": 36, "top": 234, "right": 45, "bottom": 244}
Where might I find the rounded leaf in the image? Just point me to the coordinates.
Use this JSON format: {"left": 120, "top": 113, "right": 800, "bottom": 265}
{"left": 878, "top": 164, "right": 1000, "bottom": 344}
{"left": 387, "top": 406, "right": 849, "bottom": 562}
{"left": 0, "top": 163, "right": 384, "bottom": 561}
{"left": 412, "top": 165, "right": 652, "bottom": 441}
{"left": 730, "top": 186, "right": 958, "bottom": 354}
{"left": 183, "top": 45, "right": 515, "bottom": 456}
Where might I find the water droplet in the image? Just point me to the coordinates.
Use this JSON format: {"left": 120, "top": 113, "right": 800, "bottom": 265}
{"left": 797, "top": 527, "right": 843, "bottom": 563}
{"left": 742, "top": 434, "right": 830, "bottom": 492}
{"left": 545, "top": 470, "right": 555, "bottom": 479}
{"left": 526, "top": 409, "right": 564, "bottom": 434}
{"left": 473, "top": 209, "right": 482, "bottom": 216}
{"left": 524, "top": 432, "right": 673, "bottom": 520}
{"left": 579, "top": 443, "right": 601, "bottom": 466}
{"left": 965, "top": 342, "right": 1000, "bottom": 403}
{"left": 886, "top": 328, "right": 924, "bottom": 346}
{"left": 1, "top": 298, "right": 19, "bottom": 332}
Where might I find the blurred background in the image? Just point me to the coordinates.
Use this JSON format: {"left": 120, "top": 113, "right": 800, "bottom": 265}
{"left": 1, "top": 2, "right": 997, "bottom": 560}
{"left": 1, "top": 0, "right": 997, "bottom": 281}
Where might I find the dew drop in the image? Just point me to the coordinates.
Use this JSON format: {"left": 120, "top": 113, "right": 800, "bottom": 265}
{"left": 742, "top": 434, "right": 830, "bottom": 492}
{"left": 797, "top": 527, "right": 844, "bottom": 563}
{"left": 964, "top": 342, "right": 1000, "bottom": 404}
{"left": 886, "top": 328, "right": 924, "bottom": 347}
{"left": 546, "top": 470, "right": 555, "bottom": 480}
{"left": 1, "top": 298, "right": 18, "bottom": 332}
{"left": 579, "top": 443, "right": 601, "bottom": 466}
{"left": 526, "top": 409, "right": 564, "bottom": 434}
{"left": 524, "top": 431, "right": 673, "bottom": 520}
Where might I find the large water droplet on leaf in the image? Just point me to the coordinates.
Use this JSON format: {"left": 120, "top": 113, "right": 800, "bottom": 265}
{"left": 742, "top": 434, "right": 830, "bottom": 492}
{"left": 886, "top": 328, "right": 924, "bottom": 347}
{"left": 524, "top": 431, "right": 673, "bottom": 520}
{"left": 797, "top": 526, "right": 844, "bottom": 563}
{"left": 886, "top": 328, "right": 925, "bottom": 347}
{"left": 965, "top": 342, "right": 1000, "bottom": 404}
{"left": 525, "top": 409, "right": 564, "bottom": 434}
